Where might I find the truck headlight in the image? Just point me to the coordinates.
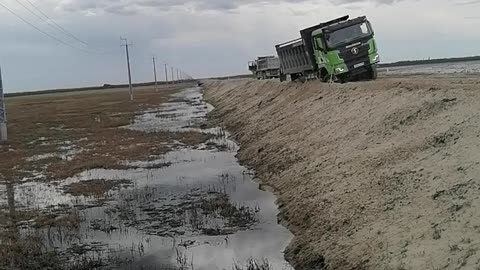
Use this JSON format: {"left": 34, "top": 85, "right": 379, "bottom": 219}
{"left": 335, "top": 67, "right": 345, "bottom": 73}
{"left": 373, "top": 54, "right": 380, "bottom": 62}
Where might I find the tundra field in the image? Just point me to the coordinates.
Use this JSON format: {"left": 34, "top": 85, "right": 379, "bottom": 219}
{"left": 1, "top": 71, "right": 480, "bottom": 270}
{"left": 0, "top": 82, "right": 291, "bottom": 270}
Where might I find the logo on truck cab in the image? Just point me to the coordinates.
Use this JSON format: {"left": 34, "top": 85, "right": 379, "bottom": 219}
{"left": 351, "top": 47, "right": 359, "bottom": 55}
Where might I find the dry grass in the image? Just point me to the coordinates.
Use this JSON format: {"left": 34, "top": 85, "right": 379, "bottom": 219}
{"left": 0, "top": 83, "right": 204, "bottom": 182}
{"left": 64, "top": 179, "right": 131, "bottom": 197}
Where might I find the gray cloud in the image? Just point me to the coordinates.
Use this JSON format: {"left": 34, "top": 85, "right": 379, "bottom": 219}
{"left": 57, "top": 0, "right": 405, "bottom": 15}
{"left": 328, "top": 0, "right": 404, "bottom": 5}
{"left": 454, "top": 0, "right": 480, "bottom": 5}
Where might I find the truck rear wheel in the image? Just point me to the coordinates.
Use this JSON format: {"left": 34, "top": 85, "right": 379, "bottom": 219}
{"left": 280, "top": 73, "right": 287, "bottom": 82}
{"left": 291, "top": 74, "right": 299, "bottom": 82}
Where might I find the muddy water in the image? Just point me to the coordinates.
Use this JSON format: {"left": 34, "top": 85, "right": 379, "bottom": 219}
{"left": 0, "top": 87, "right": 293, "bottom": 269}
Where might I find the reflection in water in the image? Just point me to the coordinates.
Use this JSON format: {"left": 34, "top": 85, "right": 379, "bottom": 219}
{"left": 4, "top": 181, "right": 17, "bottom": 269}
{"left": 6, "top": 181, "right": 16, "bottom": 236}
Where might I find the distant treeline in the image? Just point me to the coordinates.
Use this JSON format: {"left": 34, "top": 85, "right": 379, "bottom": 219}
{"left": 5, "top": 80, "right": 194, "bottom": 98}
{"left": 379, "top": 56, "right": 480, "bottom": 68}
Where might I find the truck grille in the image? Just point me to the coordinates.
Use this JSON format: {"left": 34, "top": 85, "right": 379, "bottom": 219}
{"left": 338, "top": 42, "right": 370, "bottom": 71}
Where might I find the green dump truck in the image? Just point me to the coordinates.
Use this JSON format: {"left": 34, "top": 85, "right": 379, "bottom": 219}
{"left": 275, "top": 15, "right": 380, "bottom": 82}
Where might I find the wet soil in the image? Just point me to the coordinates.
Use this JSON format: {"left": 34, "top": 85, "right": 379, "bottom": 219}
{"left": 0, "top": 86, "right": 293, "bottom": 269}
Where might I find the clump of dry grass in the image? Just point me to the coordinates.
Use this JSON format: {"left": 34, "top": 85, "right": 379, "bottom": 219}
{"left": 200, "top": 192, "right": 258, "bottom": 229}
{"left": 64, "top": 179, "right": 131, "bottom": 197}
{"left": 232, "top": 259, "right": 272, "bottom": 270}
{"left": 0, "top": 230, "right": 63, "bottom": 269}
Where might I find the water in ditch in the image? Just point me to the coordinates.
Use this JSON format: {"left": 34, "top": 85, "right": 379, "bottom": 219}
{"left": 0, "top": 87, "right": 293, "bottom": 270}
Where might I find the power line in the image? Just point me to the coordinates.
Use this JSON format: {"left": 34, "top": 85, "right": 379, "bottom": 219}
{"left": 14, "top": 0, "right": 88, "bottom": 47}
{"left": 0, "top": 2, "right": 113, "bottom": 54}
{"left": 0, "top": 2, "right": 82, "bottom": 50}
{"left": 21, "top": 0, "right": 89, "bottom": 46}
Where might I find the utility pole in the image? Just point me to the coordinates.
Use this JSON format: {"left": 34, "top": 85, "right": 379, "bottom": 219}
{"left": 152, "top": 56, "right": 158, "bottom": 92}
{"left": 171, "top": 67, "right": 175, "bottom": 84}
{"left": 0, "top": 66, "right": 7, "bottom": 144}
{"left": 164, "top": 64, "right": 169, "bottom": 84}
{"left": 177, "top": 69, "right": 180, "bottom": 83}
{"left": 121, "top": 37, "right": 133, "bottom": 100}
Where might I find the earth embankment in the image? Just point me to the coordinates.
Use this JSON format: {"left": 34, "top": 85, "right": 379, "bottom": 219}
{"left": 205, "top": 74, "right": 480, "bottom": 269}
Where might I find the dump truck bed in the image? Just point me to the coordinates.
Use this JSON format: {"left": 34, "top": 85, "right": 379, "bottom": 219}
{"left": 257, "top": 57, "right": 280, "bottom": 72}
{"left": 275, "top": 38, "right": 314, "bottom": 75}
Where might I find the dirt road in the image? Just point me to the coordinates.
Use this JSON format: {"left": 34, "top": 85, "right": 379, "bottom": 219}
{"left": 205, "top": 73, "right": 480, "bottom": 270}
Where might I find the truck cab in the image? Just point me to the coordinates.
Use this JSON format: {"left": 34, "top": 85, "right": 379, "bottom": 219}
{"left": 248, "top": 61, "right": 257, "bottom": 73}
{"left": 276, "top": 15, "right": 380, "bottom": 83}
{"left": 306, "top": 16, "right": 380, "bottom": 81}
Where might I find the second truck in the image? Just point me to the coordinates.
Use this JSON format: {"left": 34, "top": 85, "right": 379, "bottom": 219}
{"left": 248, "top": 56, "right": 281, "bottom": 80}
{"left": 275, "top": 15, "right": 380, "bottom": 82}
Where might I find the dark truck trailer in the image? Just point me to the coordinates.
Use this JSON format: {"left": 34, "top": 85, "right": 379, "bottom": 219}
{"left": 276, "top": 39, "right": 314, "bottom": 82}
{"left": 275, "top": 15, "right": 380, "bottom": 83}
{"left": 248, "top": 56, "right": 281, "bottom": 80}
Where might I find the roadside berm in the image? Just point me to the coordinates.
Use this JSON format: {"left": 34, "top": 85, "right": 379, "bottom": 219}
{"left": 205, "top": 74, "right": 480, "bottom": 270}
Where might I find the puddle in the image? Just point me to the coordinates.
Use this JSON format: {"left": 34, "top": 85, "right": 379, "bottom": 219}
{"left": 127, "top": 87, "right": 214, "bottom": 133}
{"left": 26, "top": 140, "right": 84, "bottom": 163}
{"left": 0, "top": 87, "right": 293, "bottom": 269}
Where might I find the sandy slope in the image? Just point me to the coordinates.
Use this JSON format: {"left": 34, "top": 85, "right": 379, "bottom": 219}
{"left": 205, "top": 74, "right": 480, "bottom": 270}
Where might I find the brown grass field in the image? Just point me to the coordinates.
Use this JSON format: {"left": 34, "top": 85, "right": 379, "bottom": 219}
{"left": 0, "top": 82, "right": 216, "bottom": 268}
{"left": 0, "top": 83, "right": 207, "bottom": 183}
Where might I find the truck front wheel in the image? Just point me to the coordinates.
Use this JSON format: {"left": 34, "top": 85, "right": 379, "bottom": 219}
{"left": 369, "top": 66, "right": 378, "bottom": 80}
{"left": 319, "top": 69, "right": 330, "bottom": 82}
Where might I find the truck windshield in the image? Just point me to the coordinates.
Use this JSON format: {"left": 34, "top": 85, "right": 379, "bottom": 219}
{"left": 325, "top": 22, "right": 372, "bottom": 48}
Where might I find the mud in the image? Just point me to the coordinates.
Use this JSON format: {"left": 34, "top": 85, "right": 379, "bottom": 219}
{"left": 0, "top": 87, "right": 293, "bottom": 269}
{"left": 204, "top": 74, "right": 480, "bottom": 270}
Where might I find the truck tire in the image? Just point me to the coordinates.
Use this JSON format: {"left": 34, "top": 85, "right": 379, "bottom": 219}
{"left": 369, "top": 66, "right": 378, "bottom": 80}
{"left": 337, "top": 75, "right": 347, "bottom": 84}
{"left": 262, "top": 72, "right": 267, "bottom": 80}
{"left": 319, "top": 69, "right": 329, "bottom": 82}
{"left": 291, "top": 74, "right": 299, "bottom": 82}
{"left": 280, "top": 73, "right": 287, "bottom": 82}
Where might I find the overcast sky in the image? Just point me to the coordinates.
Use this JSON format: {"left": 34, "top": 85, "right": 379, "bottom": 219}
{"left": 0, "top": 0, "right": 479, "bottom": 92}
